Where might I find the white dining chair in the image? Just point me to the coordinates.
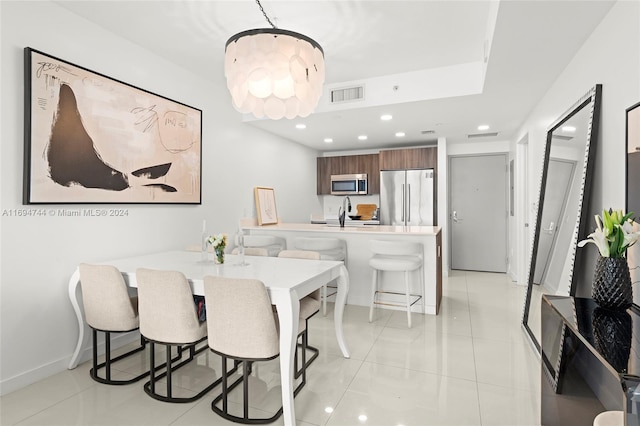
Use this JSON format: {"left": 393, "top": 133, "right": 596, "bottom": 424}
{"left": 293, "top": 237, "right": 347, "bottom": 315}
{"left": 368, "top": 240, "right": 424, "bottom": 328}
{"left": 136, "top": 268, "right": 217, "bottom": 403}
{"left": 78, "top": 263, "right": 148, "bottom": 385}
{"left": 204, "top": 276, "right": 306, "bottom": 423}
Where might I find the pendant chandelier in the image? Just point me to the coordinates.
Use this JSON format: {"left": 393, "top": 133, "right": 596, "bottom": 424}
{"left": 224, "top": 0, "right": 325, "bottom": 120}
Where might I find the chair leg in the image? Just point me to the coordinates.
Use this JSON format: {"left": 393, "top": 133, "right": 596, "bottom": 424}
{"left": 166, "top": 343, "right": 173, "bottom": 399}
{"left": 322, "top": 284, "right": 327, "bottom": 316}
{"left": 243, "top": 360, "right": 250, "bottom": 421}
{"left": 369, "top": 270, "right": 378, "bottom": 323}
{"left": 104, "top": 331, "right": 111, "bottom": 381}
{"left": 221, "top": 356, "right": 228, "bottom": 414}
{"left": 92, "top": 329, "right": 98, "bottom": 379}
{"left": 149, "top": 341, "right": 156, "bottom": 394}
{"left": 89, "top": 328, "right": 148, "bottom": 385}
{"left": 211, "top": 354, "right": 297, "bottom": 424}
{"left": 143, "top": 338, "right": 219, "bottom": 403}
{"left": 405, "top": 271, "right": 412, "bottom": 328}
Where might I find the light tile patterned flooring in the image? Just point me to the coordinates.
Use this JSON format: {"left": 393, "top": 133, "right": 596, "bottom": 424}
{"left": 0, "top": 270, "right": 541, "bottom": 425}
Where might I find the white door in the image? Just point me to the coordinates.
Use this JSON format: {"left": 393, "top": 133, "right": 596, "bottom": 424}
{"left": 532, "top": 158, "right": 576, "bottom": 286}
{"left": 450, "top": 154, "right": 508, "bottom": 272}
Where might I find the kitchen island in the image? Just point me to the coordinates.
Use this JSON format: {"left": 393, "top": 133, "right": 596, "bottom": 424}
{"left": 242, "top": 223, "right": 442, "bottom": 315}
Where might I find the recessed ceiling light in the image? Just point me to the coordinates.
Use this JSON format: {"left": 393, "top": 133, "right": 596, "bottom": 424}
{"left": 395, "top": 132, "right": 406, "bottom": 137}
{"left": 358, "top": 135, "right": 368, "bottom": 141}
{"left": 295, "top": 124, "right": 306, "bottom": 129}
{"left": 477, "top": 124, "right": 490, "bottom": 131}
{"left": 380, "top": 114, "right": 393, "bottom": 121}
{"left": 562, "top": 125, "right": 576, "bottom": 132}
{"left": 324, "top": 138, "right": 333, "bottom": 143}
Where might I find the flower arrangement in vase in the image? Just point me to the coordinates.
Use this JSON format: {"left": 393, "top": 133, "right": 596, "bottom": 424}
{"left": 207, "top": 233, "right": 227, "bottom": 264}
{"left": 578, "top": 209, "right": 640, "bottom": 310}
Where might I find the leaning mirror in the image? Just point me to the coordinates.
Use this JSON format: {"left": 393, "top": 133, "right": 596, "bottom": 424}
{"left": 522, "top": 85, "right": 602, "bottom": 352}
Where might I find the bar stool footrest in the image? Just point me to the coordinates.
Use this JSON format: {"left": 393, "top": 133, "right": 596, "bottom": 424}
{"left": 373, "top": 290, "right": 422, "bottom": 308}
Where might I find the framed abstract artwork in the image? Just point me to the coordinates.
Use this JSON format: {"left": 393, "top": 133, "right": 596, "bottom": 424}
{"left": 23, "top": 47, "right": 202, "bottom": 204}
{"left": 254, "top": 187, "right": 278, "bottom": 225}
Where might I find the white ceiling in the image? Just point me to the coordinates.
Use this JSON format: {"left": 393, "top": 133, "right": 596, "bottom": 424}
{"left": 54, "top": 0, "right": 615, "bottom": 152}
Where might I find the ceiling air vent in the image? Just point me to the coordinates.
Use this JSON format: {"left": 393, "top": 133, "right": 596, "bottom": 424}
{"left": 421, "top": 130, "right": 436, "bottom": 135}
{"left": 331, "top": 85, "right": 364, "bottom": 103}
{"left": 467, "top": 132, "right": 498, "bottom": 139}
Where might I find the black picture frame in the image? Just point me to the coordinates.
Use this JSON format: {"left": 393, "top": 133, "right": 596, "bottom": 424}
{"left": 24, "top": 47, "right": 202, "bottom": 204}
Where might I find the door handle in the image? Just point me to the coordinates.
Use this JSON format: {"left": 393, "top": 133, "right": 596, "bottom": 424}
{"left": 452, "top": 211, "right": 462, "bottom": 223}
{"left": 407, "top": 184, "right": 411, "bottom": 222}
{"left": 401, "top": 184, "right": 405, "bottom": 222}
{"left": 542, "top": 221, "right": 555, "bottom": 233}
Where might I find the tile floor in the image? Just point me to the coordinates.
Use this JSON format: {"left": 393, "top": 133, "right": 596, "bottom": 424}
{"left": 0, "top": 270, "right": 541, "bottom": 426}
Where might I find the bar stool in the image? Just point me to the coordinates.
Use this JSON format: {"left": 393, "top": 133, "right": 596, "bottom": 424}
{"left": 231, "top": 247, "right": 269, "bottom": 256}
{"left": 242, "top": 235, "right": 287, "bottom": 257}
{"left": 593, "top": 411, "right": 624, "bottom": 426}
{"left": 368, "top": 240, "right": 424, "bottom": 328}
{"left": 293, "top": 237, "right": 347, "bottom": 315}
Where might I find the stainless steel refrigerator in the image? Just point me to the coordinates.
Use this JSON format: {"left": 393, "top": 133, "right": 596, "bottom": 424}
{"left": 380, "top": 169, "right": 434, "bottom": 226}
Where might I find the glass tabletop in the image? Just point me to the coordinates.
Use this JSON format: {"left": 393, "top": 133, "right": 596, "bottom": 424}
{"left": 544, "top": 295, "right": 640, "bottom": 378}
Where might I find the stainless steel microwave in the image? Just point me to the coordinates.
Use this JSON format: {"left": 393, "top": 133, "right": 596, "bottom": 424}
{"left": 330, "top": 174, "right": 368, "bottom": 195}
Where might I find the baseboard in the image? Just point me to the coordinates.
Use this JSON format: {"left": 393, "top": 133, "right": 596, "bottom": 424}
{"left": 0, "top": 331, "right": 139, "bottom": 396}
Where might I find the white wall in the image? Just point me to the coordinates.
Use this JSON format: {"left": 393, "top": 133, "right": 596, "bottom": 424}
{"left": 0, "top": 0, "right": 321, "bottom": 394}
{"left": 513, "top": 0, "right": 640, "bottom": 296}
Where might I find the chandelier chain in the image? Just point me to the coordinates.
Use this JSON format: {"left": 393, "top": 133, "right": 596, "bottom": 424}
{"left": 255, "top": 0, "right": 277, "bottom": 29}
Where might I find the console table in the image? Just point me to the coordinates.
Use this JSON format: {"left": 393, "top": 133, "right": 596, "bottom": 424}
{"left": 541, "top": 295, "right": 640, "bottom": 425}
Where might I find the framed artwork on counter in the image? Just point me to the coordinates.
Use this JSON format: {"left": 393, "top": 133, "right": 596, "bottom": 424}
{"left": 254, "top": 187, "right": 278, "bottom": 225}
{"left": 23, "top": 47, "right": 202, "bottom": 204}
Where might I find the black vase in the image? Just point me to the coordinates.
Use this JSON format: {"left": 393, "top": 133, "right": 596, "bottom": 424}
{"left": 592, "top": 307, "right": 632, "bottom": 373}
{"left": 591, "top": 256, "right": 633, "bottom": 311}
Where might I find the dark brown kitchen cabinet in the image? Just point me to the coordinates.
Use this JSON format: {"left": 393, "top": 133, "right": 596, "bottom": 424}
{"left": 317, "top": 157, "right": 332, "bottom": 195}
{"left": 317, "top": 154, "right": 379, "bottom": 195}
{"left": 379, "top": 147, "right": 437, "bottom": 170}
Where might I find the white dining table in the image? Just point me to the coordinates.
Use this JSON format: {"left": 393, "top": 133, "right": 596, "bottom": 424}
{"left": 67, "top": 250, "right": 350, "bottom": 426}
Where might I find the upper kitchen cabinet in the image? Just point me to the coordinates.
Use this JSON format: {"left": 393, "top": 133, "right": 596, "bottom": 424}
{"left": 317, "top": 154, "right": 379, "bottom": 195}
{"left": 317, "top": 157, "right": 332, "bottom": 195}
{"left": 379, "top": 147, "right": 437, "bottom": 171}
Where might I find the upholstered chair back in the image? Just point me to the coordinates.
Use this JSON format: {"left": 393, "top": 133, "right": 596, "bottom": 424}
{"left": 136, "top": 268, "right": 206, "bottom": 344}
{"left": 79, "top": 263, "right": 138, "bottom": 332}
{"left": 203, "top": 276, "right": 279, "bottom": 359}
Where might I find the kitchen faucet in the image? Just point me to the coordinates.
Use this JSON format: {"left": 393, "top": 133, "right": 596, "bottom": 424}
{"left": 338, "top": 196, "right": 352, "bottom": 227}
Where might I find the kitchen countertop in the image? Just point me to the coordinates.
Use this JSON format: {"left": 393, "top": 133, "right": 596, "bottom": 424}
{"left": 243, "top": 222, "right": 441, "bottom": 236}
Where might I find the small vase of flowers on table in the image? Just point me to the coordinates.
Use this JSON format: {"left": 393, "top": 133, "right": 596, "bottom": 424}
{"left": 208, "top": 234, "right": 227, "bottom": 264}
{"left": 578, "top": 209, "right": 640, "bottom": 310}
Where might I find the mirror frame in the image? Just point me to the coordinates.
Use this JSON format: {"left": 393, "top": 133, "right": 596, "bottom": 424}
{"left": 626, "top": 101, "right": 640, "bottom": 225}
{"left": 522, "top": 84, "right": 602, "bottom": 352}
{"left": 626, "top": 101, "right": 640, "bottom": 308}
